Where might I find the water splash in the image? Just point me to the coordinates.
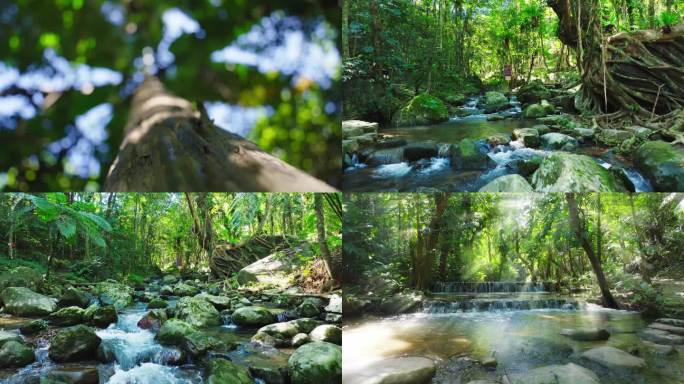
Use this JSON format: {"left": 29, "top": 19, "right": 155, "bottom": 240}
{"left": 373, "top": 162, "right": 412, "bottom": 178}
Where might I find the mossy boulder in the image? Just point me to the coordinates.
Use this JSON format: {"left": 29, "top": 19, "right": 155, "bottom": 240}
{"left": 297, "top": 298, "right": 322, "bottom": 318}
{"left": 137, "top": 309, "right": 167, "bottom": 332}
{"left": 523, "top": 103, "right": 548, "bottom": 118}
{"left": 176, "top": 296, "right": 221, "bottom": 327}
{"left": 1, "top": 287, "right": 57, "bottom": 316}
{"left": 517, "top": 80, "right": 552, "bottom": 105}
{"left": 532, "top": 153, "right": 626, "bottom": 192}
{"left": 634, "top": 141, "right": 684, "bottom": 191}
{"left": 513, "top": 128, "right": 541, "bottom": 148}
{"left": 448, "top": 139, "right": 490, "bottom": 170}
{"left": 19, "top": 319, "right": 48, "bottom": 335}
{"left": 309, "top": 325, "right": 342, "bottom": 345}
{"left": 288, "top": 342, "right": 342, "bottom": 384}
{"left": 479, "top": 174, "right": 533, "bottom": 192}
{"left": 58, "top": 287, "right": 91, "bottom": 308}
{"left": 483, "top": 91, "right": 509, "bottom": 113}
{"left": 89, "top": 305, "right": 117, "bottom": 328}
{"left": 96, "top": 281, "right": 133, "bottom": 310}
{"left": 147, "top": 298, "right": 168, "bottom": 309}
{"left": 0, "top": 331, "right": 23, "bottom": 347}
{"left": 173, "top": 282, "right": 199, "bottom": 297}
{"left": 205, "top": 358, "right": 254, "bottom": 384}
{"left": 393, "top": 93, "right": 449, "bottom": 127}
{"left": 231, "top": 306, "right": 276, "bottom": 326}
{"left": 49, "top": 325, "right": 101, "bottom": 363}
{"left": 157, "top": 319, "right": 219, "bottom": 357}
{"left": 0, "top": 340, "right": 34, "bottom": 368}
{"left": 48, "top": 306, "right": 85, "bottom": 326}
{"left": 441, "top": 92, "right": 466, "bottom": 106}
{"left": 0, "top": 266, "right": 42, "bottom": 291}
{"left": 540, "top": 132, "right": 577, "bottom": 150}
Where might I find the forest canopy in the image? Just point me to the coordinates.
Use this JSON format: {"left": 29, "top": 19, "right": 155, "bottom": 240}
{"left": 0, "top": 0, "right": 341, "bottom": 191}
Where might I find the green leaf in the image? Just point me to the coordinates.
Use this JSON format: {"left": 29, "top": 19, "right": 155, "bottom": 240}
{"left": 56, "top": 217, "right": 77, "bottom": 239}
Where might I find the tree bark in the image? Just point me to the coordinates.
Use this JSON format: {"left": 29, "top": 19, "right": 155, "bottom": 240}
{"left": 415, "top": 193, "right": 449, "bottom": 290}
{"left": 314, "top": 193, "right": 339, "bottom": 286}
{"left": 566, "top": 193, "right": 620, "bottom": 309}
{"left": 104, "top": 76, "right": 335, "bottom": 192}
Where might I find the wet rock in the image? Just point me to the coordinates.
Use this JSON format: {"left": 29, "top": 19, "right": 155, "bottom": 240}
{"left": 1, "top": 286, "right": 57, "bottom": 316}
{"left": 161, "top": 274, "right": 179, "bottom": 285}
{"left": 49, "top": 325, "right": 101, "bottom": 363}
{"left": 483, "top": 91, "right": 509, "bottom": 113}
{"left": 540, "top": 132, "right": 577, "bottom": 150}
{"left": 532, "top": 124, "right": 551, "bottom": 135}
{"left": 292, "top": 333, "right": 310, "bottom": 348}
{"left": 657, "top": 318, "right": 684, "bottom": 327}
{"left": 137, "top": 309, "right": 167, "bottom": 332}
{"left": 639, "top": 328, "right": 684, "bottom": 345}
{"left": 251, "top": 331, "right": 288, "bottom": 348}
{"left": 89, "top": 305, "right": 117, "bottom": 328}
{"left": 96, "top": 281, "right": 133, "bottom": 310}
{"left": 449, "top": 139, "right": 491, "bottom": 170}
{"left": 479, "top": 174, "right": 533, "bottom": 192}
{"left": 532, "top": 152, "right": 626, "bottom": 192}
{"left": 0, "top": 331, "right": 23, "bottom": 346}
{"left": 288, "top": 342, "right": 342, "bottom": 384}
{"left": 157, "top": 319, "right": 219, "bottom": 356}
{"left": 258, "top": 321, "right": 300, "bottom": 340}
{"left": 0, "top": 340, "right": 34, "bottom": 368}
{"left": 487, "top": 133, "right": 511, "bottom": 147}
{"left": 232, "top": 306, "right": 276, "bottom": 326}
{"left": 309, "top": 325, "right": 341, "bottom": 345}
{"left": 173, "top": 282, "right": 199, "bottom": 297}
{"left": 0, "top": 266, "right": 42, "bottom": 291}
{"left": 393, "top": 93, "right": 449, "bottom": 127}
{"left": 649, "top": 322, "right": 684, "bottom": 335}
{"left": 642, "top": 340, "right": 677, "bottom": 356}
{"left": 346, "top": 356, "right": 435, "bottom": 384}
{"left": 19, "top": 319, "right": 48, "bottom": 335}
{"left": 249, "top": 365, "right": 289, "bottom": 384}
{"left": 45, "top": 365, "right": 99, "bottom": 384}
{"left": 540, "top": 100, "right": 556, "bottom": 115}
{"left": 298, "top": 298, "right": 323, "bottom": 318}
{"left": 634, "top": 141, "right": 684, "bottom": 191}
{"left": 176, "top": 296, "right": 221, "bottom": 327}
{"left": 205, "top": 358, "right": 254, "bottom": 384}
{"left": 48, "top": 306, "right": 85, "bottom": 326}
{"left": 517, "top": 80, "right": 552, "bottom": 105}
{"left": 379, "top": 291, "right": 423, "bottom": 315}
{"left": 343, "top": 139, "right": 360, "bottom": 154}
{"left": 509, "top": 363, "right": 599, "bottom": 384}
{"left": 513, "top": 128, "right": 540, "bottom": 147}
{"left": 509, "top": 156, "right": 543, "bottom": 177}
{"left": 486, "top": 114, "right": 504, "bottom": 121}
{"left": 196, "top": 294, "right": 232, "bottom": 310}
{"left": 581, "top": 346, "right": 646, "bottom": 371}
{"left": 560, "top": 327, "right": 610, "bottom": 341}
{"left": 147, "top": 297, "right": 168, "bottom": 309}
{"left": 403, "top": 142, "right": 438, "bottom": 162}
{"left": 58, "top": 287, "right": 91, "bottom": 308}
{"left": 343, "top": 295, "right": 369, "bottom": 318}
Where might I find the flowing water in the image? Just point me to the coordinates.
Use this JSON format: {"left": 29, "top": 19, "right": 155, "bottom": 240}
{"left": 344, "top": 292, "right": 684, "bottom": 384}
{"left": 344, "top": 96, "right": 653, "bottom": 192}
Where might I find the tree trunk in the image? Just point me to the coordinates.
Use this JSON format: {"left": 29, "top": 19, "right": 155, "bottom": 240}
{"left": 104, "top": 76, "right": 335, "bottom": 192}
{"left": 566, "top": 193, "right": 620, "bottom": 309}
{"left": 548, "top": 0, "right": 684, "bottom": 116}
{"left": 342, "top": 0, "right": 350, "bottom": 59}
{"left": 314, "top": 194, "right": 339, "bottom": 286}
{"left": 415, "top": 193, "right": 449, "bottom": 290}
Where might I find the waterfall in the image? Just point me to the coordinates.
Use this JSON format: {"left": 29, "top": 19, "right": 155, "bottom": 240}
{"left": 432, "top": 281, "right": 550, "bottom": 294}
{"left": 423, "top": 298, "right": 582, "bottom": 313}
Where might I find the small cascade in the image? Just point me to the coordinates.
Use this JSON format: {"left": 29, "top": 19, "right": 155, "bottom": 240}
{"left": 433, "top": 281, "right": 550, "bottom": 294}
{"left": 423, "top": 298, "right": 582, "bottom": 313}
{"left": 417, "top": 157, "right": 450, "bottom": 175}
{"left": 373, "top": 162, "right": 412, "bottom": 178}
{"left": 345, "top": 154, "right": 368, "bottom": 172}
{"left": 623, "top": 168, "right": 653, "bottom": 192}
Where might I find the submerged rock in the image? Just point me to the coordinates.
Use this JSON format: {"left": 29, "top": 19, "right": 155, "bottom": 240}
{"left": 560, "top": 327, "right": 610, "bottom": 341}
{"left": 479, "top": 174, "right": 533, "bottom": 192}
{"left": 49, "top": 325, "right": 101, "bottom": 363}
{"left": 346, "top": 356, "right": 436, "bottom": 384}
{"left": 1, "top": 286, "right": 57, "bottom": 316}
{"left": 581, "top": 346, "right": 646, "bottom": 371}
{"left": 0, "top": 266, "right": 42, "bottom": 291}
{"left": 532, "top": 153, "right": 626, "bottom": 192}
{"left": 0, "top": 340, "right": 35, "bottom": 368}
{"left": 176, "top": 296, "right": 221, "bottom": 327}
{"left": 45, "top": 365, "right": 99, "bottom": 384}
{"left": 393, "top": 93, "right": 449, "bottom": 127}
{"left": 509, "top": 363, "right": 599, "bottom": 384}
{"left": 634, "top": 141, "right": 684, "bottom": 191}
{"left": 205, "top": 358, "right": 254, "bottom": 384}
{"left": 232, "top": 306, "right": 276, "bottom": 326}
{"left": 288, "top": 342, "right": 342, "bottom": 384}
{"left": 642, "top": 340, "right": 677, "bottom": 356}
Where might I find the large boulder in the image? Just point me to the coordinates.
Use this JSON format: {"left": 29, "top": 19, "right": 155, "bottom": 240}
{"left": 96, "top": 281, "right": 133, "bottom": 310}
{"left": 343, "top": 120, "right": 379, "bottom": 138}
{"left": 288, "top": 342, "right": 341, "bottom": 384}
{"left": 298, "top": 298, "right": 323, "bottom": 318}
{"left": 513, "top": 128, "right": 540, "bottom": 147}
{"left": 517, "top": 80, "right": 552, "bottom": 105}
{"left": 1, "top": 287, "right": 57, "bottom": 316}
{"left": 205, "top": 358, "right": 254, "bottom": 384}
{"left": 309, "top": 325, "right": 341, "bottom": 345}
{"left": 147, "top": 298, "right": 168, "bottom": 309}
{"left": 483, "top": 91, "right": 509, "bottom": 113}
{"left": 19, "top": 320, "right": 48, "bottom": 335}
{"left": 59, "top": 287, "right": 91, "bottom": 308}
{"left": 509, "top": 363, "right": 599, "bottom": 384}
{"left": 89, "top": 305, "right": 117, "bottom": 328}
{"left": 479, "top": 174, "right": 533, "bottom": 192}
{"left": 0, "top": 266, "right": 42, "bottom": 291}
{"left": 344, "top": 356, "right": 436, "bottom": 384}
{"left": 49, "top": 325, "right": 101, "bottom": 363}
{"left": 173, "top": 282, "right": 199, "bottom": 297}
{"left": 157, "top": 319, "right": 219, "bottom": 357}
{"left": 48, "top": 306, "right": 85, "bottom": 326}
{"left": 639, "top": 328, "right": 684, "bottom": 345}
{"left": 523, "top": 103, "right": 549, "bottom": 118}
{"left": 0, "top": 331, "right": 23, "bottom": 347}
{"left": 403, "top": 142, "right": 438, "bottom": 162}
{"left": 176, "top": 296, "right": 221, "bottom": 327}
{"left": 560, "top": 328, "right": 610, "bottom": 341}
{"left": 448, "top": 139, "right": 490, "bottom": 170}
{"left": 231, "top": 306, "right": 276, "bottom": 326}
{"left": 137, "top": 309, "right": 168, "bottom": 332}
{"left": 258, "top": 318, "right": 321, "bottom": 341}
{"left": 393, "top": 93, "right": 449, "bottom": 127}
{"left": 379, "top": 291, "right": 423, "bottom": 315}
{"left": 532, "top": 153, "right": 626, "bottom": 192}
{"left": 634, "top": 141, "right": 684, "bottom": 191}
{"left": 196, "top": 293, "right": 232, "bottom": 310}
{"left": 540, "top": 133, "right": 577, "bottom": 150}
{"left": 0, "top": 340, "right": 34, "bottom": 368}
{"left": 581, "top": 346, "right": 646, "bottom": 371}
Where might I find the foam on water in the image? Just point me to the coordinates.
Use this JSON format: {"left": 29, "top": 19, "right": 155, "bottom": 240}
{"left": 373, "top": 162, "right": 412, "bottom": 178}
{"left": 107, "top": 363, "right": 183, "bottom": 384}
{"left": 418, "top": 157, "right": 450, "bottom": 175}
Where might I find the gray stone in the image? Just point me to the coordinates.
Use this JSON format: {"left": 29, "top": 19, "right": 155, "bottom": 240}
{"left": 343, "top": 356, "right": 435, "bottom": 384}
{"left": 581, "top": 346, "right": 646, "bottom": 371}
{"left": 509, "top": 363, "right": 599, "bottom": 384}
{"left": 560, "top": 328, "right": 610, "bottom": 341}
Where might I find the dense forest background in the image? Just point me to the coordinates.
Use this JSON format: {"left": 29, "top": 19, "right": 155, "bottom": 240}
{"left": 343, "top": 0, "right": 683, "bottom": 122}
{"left": 0, "top": 193, "right": 342, "bottom": 289}
{"left": 344, "top": 193, "right": 684, "bottom": 313}
{"left": 0, "top": 0, "right": 341, "bottom": 191}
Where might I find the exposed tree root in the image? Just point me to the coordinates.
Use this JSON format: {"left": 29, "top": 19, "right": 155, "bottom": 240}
{"left": 209, "top": 235, "right": 299, "bottom": 278}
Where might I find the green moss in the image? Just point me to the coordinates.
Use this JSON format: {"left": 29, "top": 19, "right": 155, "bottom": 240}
{"left": 634, "top": 141, "right": 684, "bottom": 191}
{"left": 532, "top": 153, "right": 625, "bottom": 192}
{"left": 394, "top": 93, "right": 449, "bottom": 127}
{"left": 523, "top": 104, "right": 548, "bottom": 118}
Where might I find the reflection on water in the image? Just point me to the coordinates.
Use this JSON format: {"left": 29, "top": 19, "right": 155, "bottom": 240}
{"left": 343, "top": 305, "right": 684, "bottom": 384}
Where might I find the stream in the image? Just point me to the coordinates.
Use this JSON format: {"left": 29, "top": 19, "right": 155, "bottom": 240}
{"left": 343, "top": 95, "right": 654, "bottom": 192}
{"left": 343, "top": 282, "right": 684, "bottom": 384}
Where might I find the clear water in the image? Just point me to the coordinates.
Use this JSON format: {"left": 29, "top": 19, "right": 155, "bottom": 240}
{"left": 343, "top": 304, "right": 684, "bottom": 384}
